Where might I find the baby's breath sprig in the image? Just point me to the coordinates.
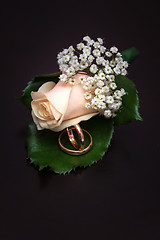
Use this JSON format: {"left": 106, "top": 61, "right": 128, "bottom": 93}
{"left": 57, "top": 36, "right": 128, "bottom": 119}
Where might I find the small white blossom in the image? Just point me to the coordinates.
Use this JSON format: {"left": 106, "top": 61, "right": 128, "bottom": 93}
{"left": 105, "top": 96, "right": 114, "bottom": 104}
{"left": 123, "top": 61, "right": 128, "bottom": 68}
{"left": 92, "top": 49, "right": 101, "bottom": 57}
{"left": 83, "top": 36, "right": 91, "bottom": 42}
{"left": 102, "top": 85, "right": 110, "bottom": 93}
{"left": 116, "top": 52, "right": 122, "bottom": 57}
{"left": 88, "top": 55, "right": 94, "bottom": 63}
{"left": 113, "top": 67, "right": 121, "bottom": 75}
{"left": 84, "top": 91, "right": 92, "bottom": 100}
{"left": 87, "top": 77, "right": 94, "bottom": 83}
{"left": 96, "top": 56, "right": 105, "bottom": 65}
{"left": 104, "top": 109, "right": 112, "bottom": 118}
{"left": 78, "top": 75, "right": 87, "bottom": 84}
{"left": 80, "top": 61, "right": 88, "bottom": 70}
{"left": 93, "top": 41, "right": 100, "bottom": 48}
{"left": 79, "top": 54, "right": 87, "bottom": 61}
{"left": 97, "top": 80, "right": 104, "bottom": 88}
{"left": 110, "top": 82, "right": 117, "bottom": 90}
{"left": 105, "top": 51, "right": 112, "bottom": 57}
{"left": 114, "top": 90, "right": 122, "bottom": 99}
{"left": 59, "top": 73, "right": 67, "bottom": 82}
{"left": 98, "top": 71, "right": 106, "bottom": 80}
{"left": 59, "top": 64, "right": 68, "bottom": 72}
{"left": 66, "top": 66, "right": 75, "bottom": 76}
{"left": 120, "top": 88, "right": 126, "bottom": 96}
{"left": 85, "top": 102, "right": 91, "bottom": 109}
{"left": 100, "top": 46, "right": 106, "bottom": 53}
{"left": 95, "top": 88, "right": 103, "bottom": 95}
{"left": 83, "top": 82, "right": 92, "bottom": 90}
{"left": 102, "top": 60, "right": 109, "bottom": 66}
{"left": 110, "top": 59, "right": 115, "bottom": 67}
{"left": 77, "top": 42, "right": 84, "bottom": 50}
{"left": 98, "top": 94, "right": 106, "bottom": 101}
{"left": 121, "top": 68, "right": 127, "bottom": 75}
{"left": 69, "top": 77, "right": 76, "bottom": 85}
{"left": 90, "top": 64, "right": 98, "bottom": 73}
{"left": 108, "top": 74, "right": 115, "bottom": 81}
{"left": 62, "top": 49, "right": 68, "bottom": 55}
{"left": 97, "top": 38, "right": 103, "bottom": 44}
{"left": 98, "top": 102, "right": 106, "bottom": 109}
{"left": 83, "top": 47, "right": 91, "bottom": 56}
{"left": 104, "top": 66, "right": 112, "bottom": 74}
{"left": 110, "top": 46, "right": 118, "bottom": 53}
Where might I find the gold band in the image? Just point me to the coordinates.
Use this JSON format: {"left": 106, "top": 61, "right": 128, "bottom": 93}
{"left": 58, "top": 125, "right": 92, "bottom": 155}
{"left": 67, "top": 124, "right": 85, "bottom": 150}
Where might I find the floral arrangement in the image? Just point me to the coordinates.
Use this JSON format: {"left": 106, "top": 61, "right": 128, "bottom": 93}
{"left": 20, "top": 36, "right": 142, "bottom": 174}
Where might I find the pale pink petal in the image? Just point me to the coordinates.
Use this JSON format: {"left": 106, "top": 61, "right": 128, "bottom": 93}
{"left": 44, "top": 81, "right": 72, "bottom": 115}
{"left": 38, "top": 81, "right": 55, "bottom": 93}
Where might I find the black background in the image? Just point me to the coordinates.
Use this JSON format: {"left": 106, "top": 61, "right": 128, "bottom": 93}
{"left": 1, "top": 1, "right": 160, "bottom": 239}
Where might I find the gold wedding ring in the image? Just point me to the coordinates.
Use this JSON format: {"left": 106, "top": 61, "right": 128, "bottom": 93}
{"left": 58, "top": 124, "right": 92, "bottom": 155}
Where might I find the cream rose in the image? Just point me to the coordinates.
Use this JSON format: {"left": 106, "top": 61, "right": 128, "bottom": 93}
{"left": 31, "top": 74, "right": 98, "bottom": 132}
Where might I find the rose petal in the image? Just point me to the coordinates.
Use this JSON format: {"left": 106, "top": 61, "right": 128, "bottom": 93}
{"left": 51, "top": 112, "right": 98, "bottom": 132}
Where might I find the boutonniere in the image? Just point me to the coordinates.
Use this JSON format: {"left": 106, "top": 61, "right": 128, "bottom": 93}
{"left": 20, "top": 36, "right": 142, "bottom": 174}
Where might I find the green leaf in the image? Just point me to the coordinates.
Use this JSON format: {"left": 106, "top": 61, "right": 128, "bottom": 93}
{"left": 27, "top": 116, "right": 114, "bottom": 174}
{"left": 19, "top": 72, "right": 60, "bottom": 109}
{"left": 121, "top": 47, "right": 139, "bottom": 63}
{"left": 114, "top": 75, "right": 143, "bottom": 126}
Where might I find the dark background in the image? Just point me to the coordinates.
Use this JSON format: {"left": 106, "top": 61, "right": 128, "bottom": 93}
{"left": 1, "top": 1, "right": 160, "bottom": 239}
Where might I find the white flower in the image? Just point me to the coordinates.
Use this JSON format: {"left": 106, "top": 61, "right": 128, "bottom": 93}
{"left": 110, "top": 46, "right": 118, "bottom": 53}
{"left": 59, "top": 64, "right": 68, "bottom": 72}
{"left": 58, "top": 58, "right": 64, "bottom": 65}
{"left": 85, "top": 102, "right": 91, "bottom": 109}
{"left": 62, "top": 49, "right": 68, "bottom": 55}
{"left": 83, "top": 82, "right": 92, "bottom": 90}
{"left": 83, "top": 36, "right": 91, "bottom": 42}
{"left": 95, "top": 88, "right": 103, "bottom": 95}
{"left": 57, "top": 52, "right": 63, "bottom": 59}
{"left": 104, "top": 109, "right": 112, "bottom": 118}
{"left": 105, "top": 96, "right": 114, "bottom": 104}
{"left": 105, "top": 51, "right": 112, "bottom": 57}
{"left": 97, "top": 38, "right": 103, "bottom": 44}
{"left": 102, "top": 60, "right": 109, "bottom": 66}
{"left": 80, "top": 61, "right": 88, "bottom": 70}
{"left": 98, "top": 102, "right": 106, "bottom": 109}
{"left": 107, "top": 75, "right": 115, "bottom": 82}
{"left": 120, "top": 88, "right": 126, "bottom": 96}
{"left": 100, "top": 46, "right": 106, "bottom": 53}
{"left": 66, "top": 66, "right": 75, "bottom": 76}
{"left": 77, "top": 42, "right": 84, "bottom": 50}
{"left": 83, "top": 47, "right": 91, "bottom": 56}
{"left": 121, "top": 68, "right": 127, "bottom": 75}
{"left": 78, "top": 75, "right": 86, "bottom": 84}
{"left": 87, "top": 77, "right": 94, "bottom": 83}
{"left": 79, "top": 54, "right": 87, "bottom": 61}
{"left": 93, "top": 41, "right": 101, "bottom": 48}
{"left": 98, "top": 71, "right": 106, "bottom": 80}
{"left": 113, "top": 67, "right": 121, "bottom": 75}
{"left": 96, "top": 57, "right": 105, "bottom": 65}
{"left": 110, "top": 82, "right": 117, "bottom": 90}
{"left": 104, "top": 66, "right": 112, "bottom": 74}
{"left": 90, "top": 64, "right": 98, "bottom": 73}
{"left": 123, "top": 61, "right": 128, "bottom": 68}
{"left": 116, "top": 52, "right": 122, "bottom": 57}
{"left": 97, "top": 80, "right": 104, "bottom": 88}
{"left": 84, "top": 91, "right": 92, "bottom": 100}
{"left": 70, "top": 59, "right": 79, "bottom": 68}
{"left": 91, "top": 97, "right": 100, "bottom": 108}
{"left": 59, "top": 73, "right": 67, "bottom": 82}
{"left": 114, "top": 90, "right": 122, "bottom": 99}
{"left": 102, "top": 85, "right": 110, "bottom": 93}
{"left": 92, "top": 49, "right": 101, "bottom": 57}
{"left": 88, "top": 55, "right": 94, "bottom": 63}
{"left": 68, "top": 45, "right": 74, "bottom": 52}
{"left": 98, "top": 94, "right": 105, "bottom": 101}
{"left": 69, "top": 77, "right": 76, "bottom": 85}
{"left": 110, "top": 59, "right": 115, "bottom": 67}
